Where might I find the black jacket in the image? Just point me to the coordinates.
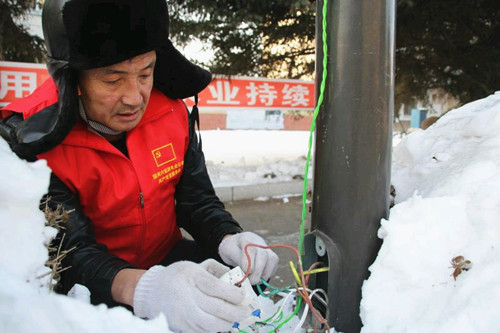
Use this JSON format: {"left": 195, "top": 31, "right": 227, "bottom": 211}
{"left": 1, "top": 104, "right": 242, "bottom": 307}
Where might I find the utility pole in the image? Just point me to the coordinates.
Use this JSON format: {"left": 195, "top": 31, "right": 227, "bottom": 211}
{"left": 303, "top": 0, "right": 395, "bottom": 332}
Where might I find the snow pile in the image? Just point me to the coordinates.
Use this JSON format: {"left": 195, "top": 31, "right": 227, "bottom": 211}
{"left": 0, "top": 138, "right": 170, "bottom": 333}
{"left": 360, "top": 92, "right": 500, "bottom": 332}
{"left": 0, "top": 139, "right": 52, "bottom": 288}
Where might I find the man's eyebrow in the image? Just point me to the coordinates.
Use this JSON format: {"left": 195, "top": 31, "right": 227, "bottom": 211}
{"left": 103, "top": 61, "right": 156, "bottom": 75}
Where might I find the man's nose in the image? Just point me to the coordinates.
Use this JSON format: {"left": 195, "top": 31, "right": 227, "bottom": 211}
{"left": 121, "top": 78, "right": 143, "bottom": 106}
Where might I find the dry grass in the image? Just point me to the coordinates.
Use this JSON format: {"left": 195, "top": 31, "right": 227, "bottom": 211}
{"left": 40, "top": 198, "right": 76, "bottom": 291}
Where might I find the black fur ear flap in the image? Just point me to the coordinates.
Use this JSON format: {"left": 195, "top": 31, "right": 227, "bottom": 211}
{"left": 11, "top": 68, "right": 79, "bottom": 159}
{"left": 154, "top": 40, "right": 212, "bottom": 99}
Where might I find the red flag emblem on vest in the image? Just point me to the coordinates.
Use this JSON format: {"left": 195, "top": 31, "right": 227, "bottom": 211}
{"left": 152, "top": 143, "right": 176, "bottom": 167}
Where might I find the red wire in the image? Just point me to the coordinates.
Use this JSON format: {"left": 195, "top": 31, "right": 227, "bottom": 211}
{"left": 234, "top": 243, "right": 331, "bottom": 331}
{"left": 305, "top": 261, "right": 325, "bottom": 286}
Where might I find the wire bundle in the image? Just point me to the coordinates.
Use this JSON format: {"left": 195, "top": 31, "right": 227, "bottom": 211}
{"left": 236, "top": 243, "right": 330, "bottom": 332}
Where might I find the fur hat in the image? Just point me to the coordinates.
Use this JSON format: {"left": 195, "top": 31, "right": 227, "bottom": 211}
{"left": 12, "top": 0, "right": 211, "bottom": 158}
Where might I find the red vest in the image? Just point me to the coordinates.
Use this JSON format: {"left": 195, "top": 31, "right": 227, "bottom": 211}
{"left": 8, "top": 80, "right": 185, "bottom": 269}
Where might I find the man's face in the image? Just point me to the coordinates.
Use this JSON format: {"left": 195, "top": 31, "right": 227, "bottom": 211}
{"left": 78, "top": 50, "right": 156, "bottom": 133}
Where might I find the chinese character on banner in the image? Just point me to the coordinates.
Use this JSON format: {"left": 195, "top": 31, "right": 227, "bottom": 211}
{"left": 0, "top": 71, "right": 37, "bottom": 99}
{"left": 207, "top": 80, "right": 240, "bottom": 105}
{"left": 0, "top": 61, "right": 50, "bottom": 108}
{"left": 246, "top": 82, "right": 278, "bottom": 106}
{"left": 282, "top": 84, "right": 310, "bottom": 107}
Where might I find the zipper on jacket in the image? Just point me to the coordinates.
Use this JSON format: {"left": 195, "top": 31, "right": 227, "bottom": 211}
{"left": 140, "top": 192, "right": 145, "bottom": 208}
{"left": 137, "top": 190, "right": 147, "bottom": 263}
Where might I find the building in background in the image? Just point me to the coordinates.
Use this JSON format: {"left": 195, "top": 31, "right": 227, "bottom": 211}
{"left": 395, "top": 88, "right": 461, "bottom": 131}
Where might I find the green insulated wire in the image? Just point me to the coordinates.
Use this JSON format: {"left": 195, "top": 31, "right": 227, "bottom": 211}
{"left": 272, "top": 297, "right": 303, "bottom": 332}
{"left": 299, "top": 0, "right": 329, "bottom": 256}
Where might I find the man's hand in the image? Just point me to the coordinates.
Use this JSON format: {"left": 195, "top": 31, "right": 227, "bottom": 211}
{"left": 133, "top": 259, "right": 250, "bottom": 332}
{"left": 218, "top": 232, "right": 279, "bottom": 285}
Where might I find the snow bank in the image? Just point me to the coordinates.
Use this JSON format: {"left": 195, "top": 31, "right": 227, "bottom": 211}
{"left": 0, "top": 139, "right": 171, "bottom": 333}
{"left": 360, "top": 92, "right": 500, "bottom": 332}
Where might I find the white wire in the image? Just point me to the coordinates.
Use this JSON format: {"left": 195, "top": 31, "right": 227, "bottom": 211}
{"left": 292, "top": 288, "right": 329, "bottom": 333}
{"left": 292, "top": 289, "right": 319, "bottom": 332}
{"left": 263, "top": 288, "right": 310, "bottom": 326}
{"left": 264, "top": 289, "right": 297, "bottom": 324}
{"left": 258, "top": 286, "right": 329, "bottom": 332}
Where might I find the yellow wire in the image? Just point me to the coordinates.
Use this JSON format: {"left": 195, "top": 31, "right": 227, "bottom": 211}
{"left": 304, "top": 267, "right": 330, "bottom": 275}
{"left": 290, "top": 261, "right": 330, "bottom": 286}
{"left": 289, "top": 261, "right": 302, "bottom": 285}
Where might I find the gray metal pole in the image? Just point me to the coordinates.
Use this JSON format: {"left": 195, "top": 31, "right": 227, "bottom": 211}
{"left": 303, "top": 0, "right": 395, "bottom": 332}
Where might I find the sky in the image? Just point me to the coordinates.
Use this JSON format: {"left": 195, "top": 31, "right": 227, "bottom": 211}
{"left": 1, "top": 91, "right": 500, "bottom": 332}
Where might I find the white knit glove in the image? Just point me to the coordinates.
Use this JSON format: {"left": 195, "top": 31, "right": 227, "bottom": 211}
{"left": 218, "top": 232, "right": 279, "bottom": 285}
{"left": 133, "top": 259, "right": 251, "bottom": 333}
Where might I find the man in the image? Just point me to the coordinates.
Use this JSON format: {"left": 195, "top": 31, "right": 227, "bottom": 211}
{"left": 0, "top": 0, "right": 279, "bottom": 332}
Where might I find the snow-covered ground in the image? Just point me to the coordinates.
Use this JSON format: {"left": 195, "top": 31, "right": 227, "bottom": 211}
{"left": 1, "top": 91, "right": 500, "bottom": 332}
{"left": 202, "top": 130, "right": 312, "bottom": 187}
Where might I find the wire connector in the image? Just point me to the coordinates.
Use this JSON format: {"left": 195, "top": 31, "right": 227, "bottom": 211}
{"left": 220, "top": 267, "right": 262, "bottom": 332}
